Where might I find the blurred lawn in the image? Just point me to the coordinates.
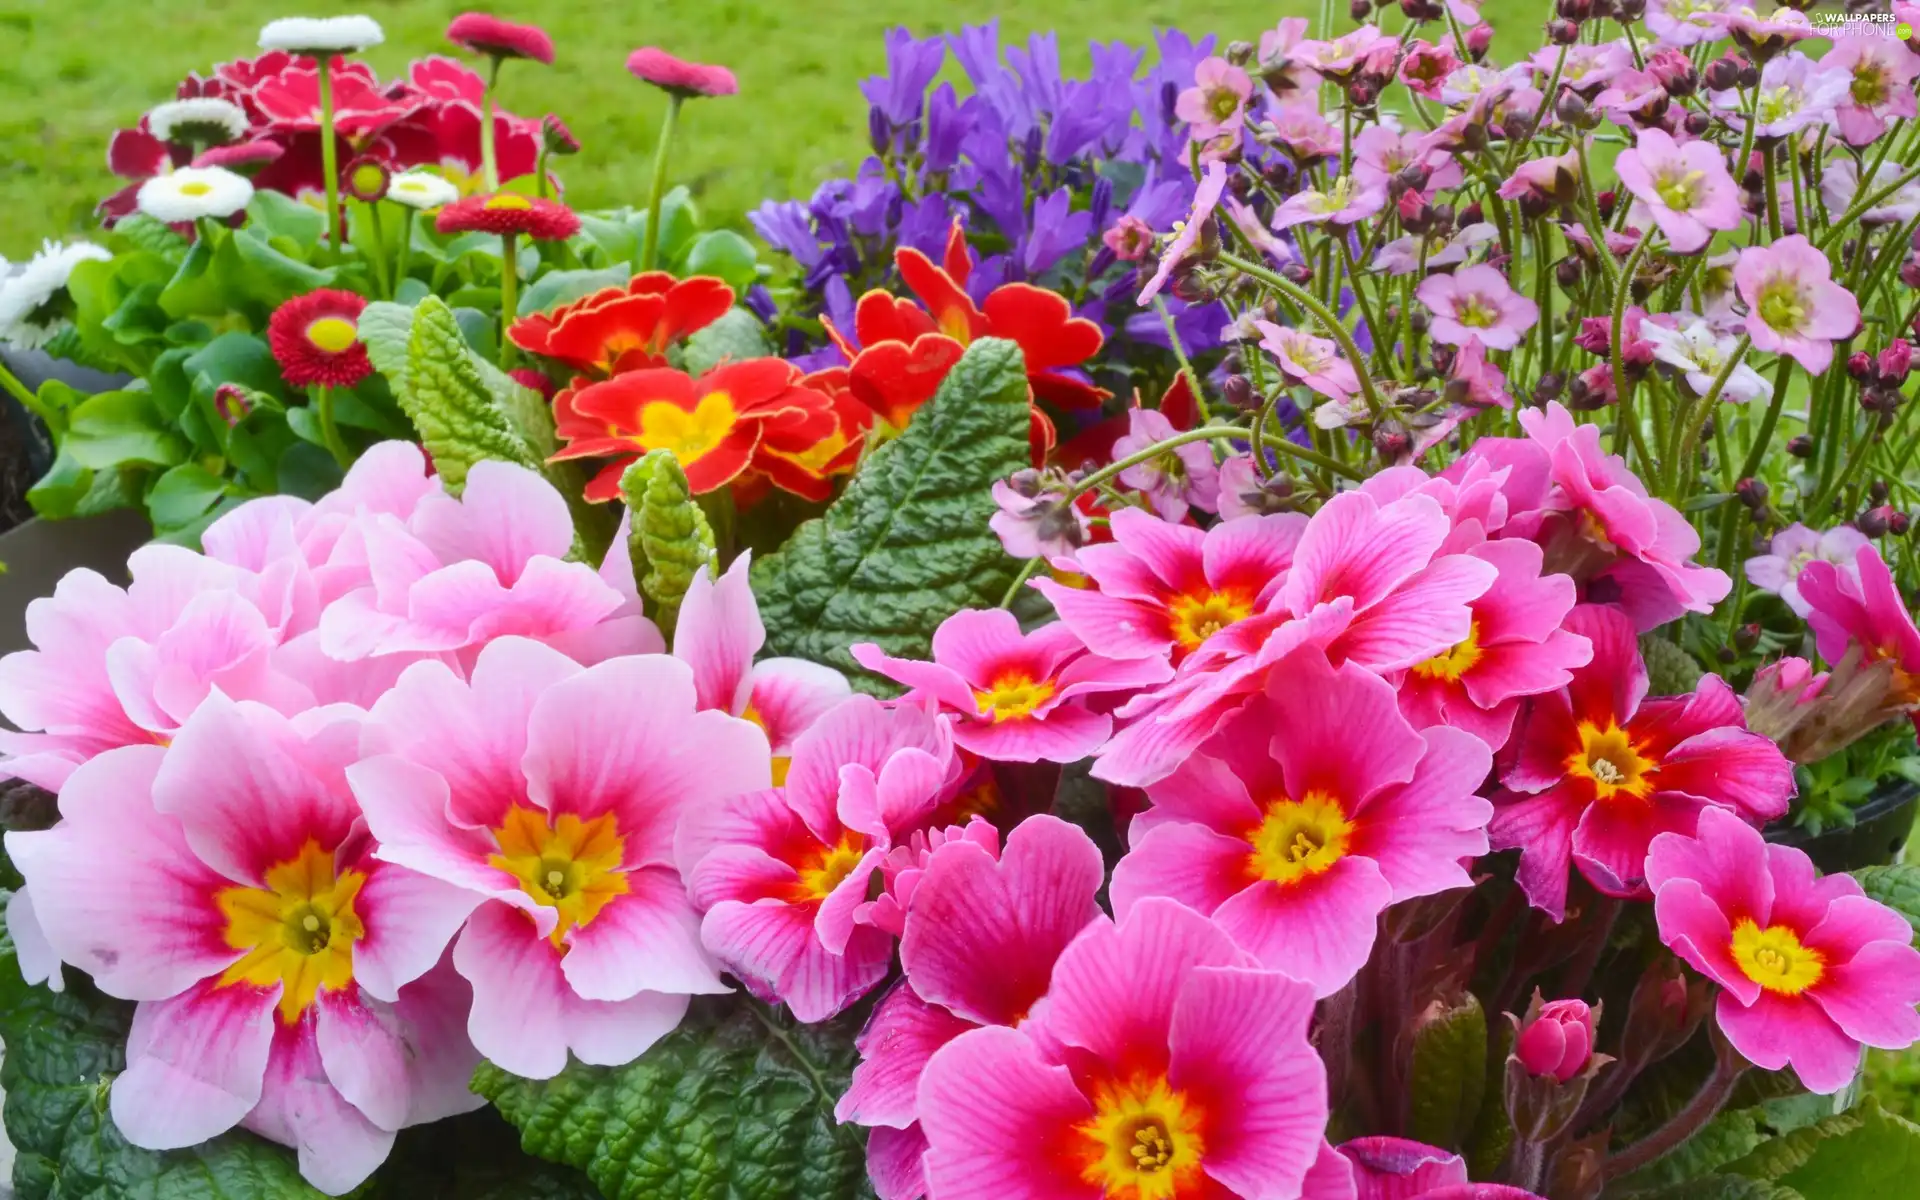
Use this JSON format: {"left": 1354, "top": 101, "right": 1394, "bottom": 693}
{"left": 0, "top": 0, "right": 1534, "bottom": 260}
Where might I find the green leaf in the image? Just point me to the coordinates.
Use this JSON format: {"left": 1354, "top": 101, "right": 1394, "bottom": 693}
{"left": 357, "top": 299, "right": 415, "bottom": 391}
{"left": 1619, "top": 1107, "right": 1765, "bottom": 1191}
{"left": 1640, "top": 634, "right": 1705, "bottom": 697}
{"left": 106, "top": 215, "right": 191, "bottom": 260}
{"left": 473, "top": 996, "right": 873, "bottom": 1200}
{"left": 683, "top": 231, "right": 760, "bottom": 292}
{"left": 247, "top": 190, "right": 327, "bottom": 246}
{"left": 619, "top": 451, "right": 715, "bottom": 634}
{"left": 1722, "top": 1106, "right": 1865, "bottom": 1182}
{"left": 62, "top": 391, "right": 187, "bottom": 470}
{"left": 25, "top": 451, "right": 92, "bottom": 519}
{"left": 1852, "top": 863, "right": 1920, "bottom": 939}
{"left": 1407, "top": 992, "right": 1487, "bottom": 1150}
{"left": 682, "top": 308, "right": 772, "bottom": 378}
{"left": 1765, "top": 1098, "right": 1920, "bottom": 1199}
{"left": 145, "top": 463, "right": 230, "bottom": 533}
{"left": 397, "top": 296, "right": 544, "bottom": 495}
{"left": 575, "top": 213, "right": 639, "bottom": 268}
{"left": 750, "top": 338, "right": 1030, "bottom": 690}
{"left": 1630, "top": 1176, "right": 1806, "bottom": 1200}
{"left": 518, "top": 265, "right": 630, "bottom": 318}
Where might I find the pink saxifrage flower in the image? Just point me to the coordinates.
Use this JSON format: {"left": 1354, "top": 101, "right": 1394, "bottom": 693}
{"left": 1112, "top": 652, "right": 1492, "bottom": 997}
{"left": 1823, "top": 36, "right": 1920, "bottom": 146}
{"left": 1138, "top": 159, "right": 1227, "bottom": 304}
{"left": 1489, "top": 604, "right": 1795, "bottom": 920}
{"left": 851, "top": 609, "right": 1168, "bottom": 764}
{"left": 1615, "top": 128, "right": 1742, "bottom": 253}
{"left": 917, "top": 898, "right": 1329, "bottom": 1200}
{"left": 1648, "top": 807, "right": 1920, "bottom": 1093}
{"left": 1257, "top": 319, "right": 1361, "bottom": 402}
{"left": 347, "top": 638, "right": 770, "bottom": 1080}
{"left": 1273, "top": 175, "right": 1389, "bottom": 230}
{"left": 1734, "top": 234, "right": 1861, "bottom": 374}
{"left": 1112, "top": 406, "right": 1221, "bottom": 522}
{"left": 1416, "top": 264, "right": 1540, "bottom": 351}
{"left": 1174, "top": 56, "right": 1254, "bottom": 140}
{"left": 1745, "top": 523, "right": 1870, "bottom": 617}
{"left": 6, "top": 697, "right": 486, "bottom": 1195}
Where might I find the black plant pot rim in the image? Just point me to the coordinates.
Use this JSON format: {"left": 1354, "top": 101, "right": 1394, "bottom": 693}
{"left": 1765, "top": 778, "right": 1920, "bottom": 872}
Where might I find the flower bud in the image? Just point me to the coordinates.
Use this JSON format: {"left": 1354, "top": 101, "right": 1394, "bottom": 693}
{"left": 1282, "top": 262, "right": 1314, "bottom": 286}
{"left": 1893, "top": 511, "right": 1913, "bottom": 537}
{"left": 1557, "top": 0, "right": 1592, "bottom": 18}
{"left": 1533, "top": 373, "right": 1566, "bottom": 405}
{"left": 213, "top": 383, "right": 252, "bottom": 428}
{"left": 1880, "top": 339, "right": 1913, "bottom": 385}
{"left": 1596, "top": 189, "right": 1617, "bottom": 221}
{"left": 1849, "top": 350, "right": 1876, "bottom": 381}
{"left": 1515, "top": 999, "right": 1597, "bottom": 1083}
{"left": 1647, "top": 46, "right": 1697, "bottom": 96}
{"left": 1348, "top": 79, "right": 1380, "bottom": 108}
{"left": 1374, "top": 427, "right": 1412, "bottom": 460}
{"left": 1550, "top": 17, "right": 1582, "bottom": 43}
{"left": 1554, "top": 257, "right": 1583, "bottom": 288}
{"left": 1861, "top": 505, "right": 1897, "bottom": 538}
{"left": 1398, "top": 187, "right": 1434, "bottom": 233}
{"left": 1738, "top": 60, "right": 1760, "bottom": 88}
{"left": 868, "top": 105, "right": 891, "bottom": 156}
{"left": 1615, "top": 0, "right": 1646, "bottom": 21}
{"left": 1349, "top": 0, "right": 1373, "bottom": 21}
{"left": 1736, "top": 477, "right": 1768, "bottom": 508}
{"left": 342, "top": 155, "right": 390, "bottom": 203}
{"left": 1409, "top": 311, "right": 1430, "bottom": 335}
{"left": 541, "top": 113, "right": 581, "bottom": 156}
{"left": 1787, "top": 433, "right": 1815, "bottom": 458}
{"left": 1222, "top": 375, "right": 1256, "bottom": 410}
{"left": 1735, "top": 622, "right": 1762, "bottom": 653}
{"left": 1007, "top": 468, "right": 1045, "bottom": 498}
{"left": 1703, "top": 54, "right": 1742, "bottom": 91}
{"left": 1466, "top": 22, "right": 1493, "bottom": 58}
{"left": 1226, "top": 39, "right": 1256, "bottom": 66}
{"left": 1459, "top": 201, "right": 1484, "bottom": 227}
{"left": 1872, "top": 479, "right": 1891, "bottom": 504}
{"left": 1904, "top": 255, "right": 1920, "bottom": 290}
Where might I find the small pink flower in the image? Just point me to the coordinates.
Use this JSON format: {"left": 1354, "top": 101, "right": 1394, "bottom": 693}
{"left": 446, "top": 12, "right": 555, "bottom": 64}
{"left": 1649, "top": 807, "right": 1920, "bottom": 1093}
{"left": 1497, "top": 150, "right": 1580, "bottom": 206}
{"left": 1274, "top": 175, "right": 1389, "bottom": 230}
{"left": 1713, "top": 52, "right": 1849, "bottom": 138}
{"left": 1704, "top": 7, "right": 1816, "bottom": 59}
{"left": 1416, "top": 264, "right": 1540, "bottom": 351}
{"left": 1113, "top": 652, "right": 1493, "bottom": 997}
{"left": 1257, "top": 320, "right": 1361, "bottom": 402}
{"left": 1101, "top": 213, "right": 1154, "bottom": 261}
{"left": 990, "top": 480, "right": 1091, "bottom": 561}
{"left": 1594, "top": 67, "right": 1672, "bottom": 126}
{"left": 1447, "top": 337, "right": 1516, "bottom": 411}
{"left": 1647, "top": 0, "right": 1731, "bottom": 47}
{"left": 1615, "top": 127, "right": 1742, "bottom": 253}
{"left": 625, "top": 47, "right": 738, "bottom": 98}
{"left": 1822, "top": 158, "right": 1920, "bottom": 225}
{"left": 1514, "top": 998, "right": 1597, "bottom": 1082}
{"left": 1138, "top": 160, "right": 1227, "bottom": 304}
{"left": 1258, "top": 18, "right": 1316, "bottom": 97}
{"left": 1291, "top": 25, "right": 1397, "bottom": 79}
{"left": 1351, "top": 125, "right": 1463, "bottom": 194}
{"left": 1113, "top": 407, "right": 1220, "bottom": 522}
{"left": 917, "top": 899, "right": 1328, "bottom": 1200}
{"left": 1174, "top": 56, "right": 1254, "bottom": 140}
{"left": 1536, "top": 42, "right": 1634, "bottom": 96}
{"left": 1264, "top": 103, "right": 1342, "bottom": 160}
{"left": 1735, "top": 234, "right": 1861, "bottom": 373}
{"left": 1799, "top": 544, "right": 1920, "bottom": 705}
{"left": 1377, "top": 222, "right": 1497, "bottom": 276}
{"left": 1745, "top": 523, "right": 1869, "bottom": 617}
{"left": 851, "top": 609, "right": 1170, "bottom": 764}
{"left": 1400, "top": 40, "right": 1464, "bottom": 100}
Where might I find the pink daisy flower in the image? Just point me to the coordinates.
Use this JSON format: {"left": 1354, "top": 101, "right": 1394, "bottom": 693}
{"left": 348, "top": 639, "right": 770, "bottom": 1079}
{"left": 1416, "top": 264, "right": 1540, "bottom": 351}
{"left": 837, "top": 815, "right": 1105, "bottom": 1200}
{"left": 1174, "top": 56, "right": 1254, "bottom": 140}
{"left": 445, "top": 12, "right": 554, "bottom": 64}
{"left": 1138, "top": 160, "right": 1228, "bottom": 304}
{"left": 850, "top": 609, "right": 1169, "bottom": 764}
{"left": 1489, "top": 604, "right": 1796, "bottom": 920}
{"left": 1257, "top": 319, "right": 1361, "bottom": 402}
{"left": 676, "top": 696, "right": 960, "bottom": 1022}
{"left": 1112, "top": 652, "right": 1492, "bottom": 997}
{"left": 1615, "top": 128, "right": 1742, "bottom": 253}
{"left": 1744, "top": 523, "right": 1869, "bottom": 617}
{"left": 1648, "top": 807, "right": 1920, "bottom": 1093}
{"left": 917, "top": 898, "right": 1328, "bottom": 1200}
{"left": 1112, "top": 407, "right": 1221, "bottom": 522}
{"left": 7, "top": 698, "right": 485, "bottom": 1194}
{"left": 1734, "top": 235, "right": 1861, "bottom": 374}
{"left": 1799, "top": 544, "right": 1920, "bottom": 706}
{"left": 625, "top": 47, "right": 738, "bottom": 98}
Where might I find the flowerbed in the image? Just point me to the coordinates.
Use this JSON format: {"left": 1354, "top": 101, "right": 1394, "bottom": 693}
{"left": 6, "top": 5, "right": 1920, "bottom": 1200}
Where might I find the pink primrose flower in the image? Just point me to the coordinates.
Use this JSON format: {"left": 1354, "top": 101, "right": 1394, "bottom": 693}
{"left": 1416, "top": 264, "right": 1540, "bottom": 351}
{"left": 1615, "top": 127, "right": 1742, "bottom": 253}
{"left": 1174, "top": 56, "right": 1254, "bottom": 140}
{"left": 1799, "top": 544, "right": 1920, "bottom": 705}
{"left": 1514, "top": 998, "right": 1598, "bottom": 1082}
{"left": 1745, "top": 524, "right": 1870, "bottom": 617}
{"left": 1734, "top": 235, "right": 1861, "bottom": 374}
{"left": 1301, "top": 1136, "right": 1474, "bottom": 1199}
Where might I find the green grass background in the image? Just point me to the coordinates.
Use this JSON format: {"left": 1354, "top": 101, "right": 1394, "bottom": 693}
{"left": 0, "top": 0, "right": 1916, "bottom": 1118}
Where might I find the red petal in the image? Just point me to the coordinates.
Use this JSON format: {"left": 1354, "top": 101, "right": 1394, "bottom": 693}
{"left": 1159, "top": 373, "right": 1198, "bottom": 432}
{"left": 848, "top": 335, "right": 965, "bottom": 428}
{"left": 942, "top": 217, "right": 972, "bottom": 287}
{"left": 568, "top": 369, "right": 699, "bottom": 428}
{"left": 1029, "top": 371, "right": 1112, "bottom": 412}
{"left": 854, "top": 288, "right": 936, "bottom": 348}
{"left": 1028, "top": 405, "right": 1057, "bottom": 468}
{"left": 582, "top": 457, "right": 638, "bottom": 503}
{"left": 895, "top": 247, "right": 986, "bottom": 343}
{"left": 980, "top": 283, "right": 1105, "bottom": 370}
{"left": 108, "top": 128, "right": 174, "bottom": 179}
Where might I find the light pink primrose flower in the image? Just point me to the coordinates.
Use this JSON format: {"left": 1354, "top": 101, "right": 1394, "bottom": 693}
{"left": 837, "top": 815, "right": 1105, "bottom": 1200}
{"left": 1821, "top": 157, "right": 1920, "bottom": 225}
{"left": 1823, "top": 37, "right": 1920, "bottom": 145}
{"left": 1490, "top": 605, "right": 1795, "bottom": 920}
{"left": 1799, "top": 544, "right": 1920, "bottom": 705}
{"left": 1174, "top": 56, "right": 1255, "bottom": 140}
{"left": 1257, "top": 319, "right": 1362, "bottom": 402}
{"left": 6, "top": 697, "right": 486, "bottom": 1195}
{"left": 1138, "top": 159, "right": 1227, "bottom": 304}
{"left": 1648, "top": 807, "right": 1920, "bottom": 1093}
{"left": 347, "top": 638, "right": 769, "bottom": 1079}
{"left": 1615, "top": 128, "right": 1742, "bottom": 253}
{"left": 917, "top": 898, "right": 1328, "bottom": 1200}
{"left": 1734, "top": 235, "right": 1861, "bottom": 374}
{"left": 1647, "top": 0, "right": 1731, "bottom": 47}
{"left": 676, "top": 695, "right": 960, "bottom": 1022}
{"left": 1745, "top": 524, "right": 1870, "bottom": 617}
{"left": 1274, "top": 175, "right": 1389, "bottom": 230}
{"left": 1113, "top": 406, "right": 1220, "bottom": 522}
{"left": 1416, "top": 264, "right": 1540, "bottom": 351}
{"left": 1111, "top": 652, "right": 1492, "bottom": 997}
{"left": 851, "top": 609, "right": 1168, "bottom": 764}
{"left": 1301, "top": 1136, "right": 1473, "bottom": 1200}
{"left": 1351, "top": 125, "right": 1464, "bottom": 194}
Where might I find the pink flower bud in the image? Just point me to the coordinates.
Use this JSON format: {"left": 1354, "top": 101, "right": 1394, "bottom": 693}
{"left": 1880, "top": 339, "right": 1912, "bottom": 385}
{"left": 1465, "top": 23, "right": 1493, "bottom": 58}
{"left": 1514, "top": 999, "right": 1595, "bottom": 1082}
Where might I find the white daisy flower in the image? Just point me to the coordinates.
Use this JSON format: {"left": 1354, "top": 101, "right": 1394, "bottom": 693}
{"left": 136, "top": 166, "right": 255, "bottom": 223}
{"left": 148, "top": 98, "right": 250, "bottom": 146}
{"left": 0, "top": 240, "right": 113, "bottom": 350}
{"left": 258, "top": 15, "right": 384, "bottom": 56}
{"left": 387, "top": 171, "right": 461, "bottom": 211}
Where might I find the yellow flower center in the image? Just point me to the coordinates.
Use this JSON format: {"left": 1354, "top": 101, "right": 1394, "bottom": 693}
{"left": 179, "top": 181, "right": 214, "bottom": 197}
{"left": 637, "top": 391, "right": 737, "bottom": 463}
{"left": 973, "top": 670, "right": 1057, "bottom": 723}
{"left": 1074, "top": 1075, "right": 1206, "bottom": 1199}
{"left": 349, "top": 162, "right": 387, "bottom": 194}
{"left": 1455, "top": 294, "right": 1501, "bottom": 329}
{"left": 740, "top": 702, "right": 791, "bottom": 786}
{"left": 488, "top": 805, "right": 629, "bottom": 946}
{"left": 791, "top": 833, "right": 868, "bottom": 902}
{"left": 1246, "top": 790, "right": 1354, "bottom": 886}
{"left": 1756, "top": 278, "right": 1808, "bottom": 335}
{"left": 1567, "top": 721, "right": 1657, "bottom": 802}
{"left": 1167, "top": 588, "right": 1255, "bottom": 652}
{"left": 1654, "top": 168, "right": 1706, "bottom": 213}
{"left": 936, "top": 305, "right": 975, "bottom": 346}
{"left": 1852, "top": 62, "right": 1889, "bottom": 107}
{"left": 485, "top": 193, "right": 535, "bottom": 210}
{"left": 305, "top": 316, "right": 360, "bottom": 355}
{"left": 1730, "top": 918, "right": 1826, "bottom": 995}
{"left": 1412, "top": 620, "right": 1485, "bottom": 683}
{"left": 216, "top": 840, "right": 366, "bottom": 1023}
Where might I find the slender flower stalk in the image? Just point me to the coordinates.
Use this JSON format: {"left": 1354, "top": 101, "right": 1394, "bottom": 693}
{"left": 316, "top": 56, "right": 341, "bottom": 261}
{"left": 641, "top": 96, "right": 683, "bottom": 272}
{"left": 310, "top": 384, "right": 351, "bottom": 467}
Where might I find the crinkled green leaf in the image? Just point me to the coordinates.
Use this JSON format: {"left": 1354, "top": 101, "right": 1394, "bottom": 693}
{"left": 397, "top": 296, "right": 543, "bottom": 494}
{"left": 473, "top": 996, "right": 872, "bottom": 1200}
{"left": 105, "top": 215, "right": 191, "bottom": 261}
{"left": 1763, "top": 1098, "right": 1920, "bottom": 1199}
{"left": 750, "top": 337, "right": 1030, "bottom": 690}
{"left": 1640, "top": 634, "right": 1705, "bottom": 697}
{"left": 620, "top": 451, "right": 714, "bottom": 635}
{"left": 1618, "top": 1107, "right": 1765, "bottom": 1192}
{"left": 1407, "top": 993, "right": 1486, "bottom": 1151}
{"left": 682, "top": 309, "right": 771, "bottom": 378}
{"left": 1631, "top": 1176, "right": 1806, "bottom": 1200}
{"left": 1852, "top": 863, "right": 1920, "bottom": 939}
{"left": 1721, "top": 1106, "right": 1865, "bottom": 1183}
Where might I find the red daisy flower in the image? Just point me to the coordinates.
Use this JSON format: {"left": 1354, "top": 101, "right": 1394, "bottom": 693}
{"left": 550, "top": 358, "right": 837, "bottom": 500}
{"left": 435, "top": 192, "right": 579, "bottom": 240}
{"left": 268, "top": 289, "right": 372, "bottom": 389}
{"left": 625, "top": 48, "right": 738, "bottom": 98}
{"left": 507, "top": 272, "right": 734, "bottom": 376}
{"left": 446, "top": 13, "right": 555, "bottom": 65}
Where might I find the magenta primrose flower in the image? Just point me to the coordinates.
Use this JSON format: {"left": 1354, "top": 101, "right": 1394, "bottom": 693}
{"left": 1649, "top": 807, "right": 1920, "bottom": 1093}
{"left": 1416, "top": 264, "right": 1539, "bottom": 351}
{"left": 1799, "top": 544, "right": 1920, "bottom": 706}
{"left": 1302, "top": 1136, "right": 1476, "bottom": 1200}
{"left": 1615, "top": 128, "right": 1742, "bottom": 253}
{"left": 917, "top": 898, "right": 1328, "bottom": 1200}
{"left": 1734, "top": 235, "right": 1861, "bottom": 374}
{"left": 1174, "top": 55, "right": 1254, "bottom": 140}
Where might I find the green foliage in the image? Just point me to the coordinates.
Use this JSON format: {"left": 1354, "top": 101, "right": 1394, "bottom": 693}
{"left": 682, "top": 309, "right": 772, "bottom": 378}
{"left": 1854, "top": 863, "right": 1920, "bottom": 938}
{"left": 1718, "top": 1098, "right": 1920, "bottom": 1199}
{"left": 751, "top": 337, "right": 1031, "bottom": 690}
{"left": 473, "top": 996, "right": 872, "bottom": 1200}
{"left": 619, "top": 450, "right": 715, "bottom": 635}
{"left": 1406, "top": 993, "right": 1487, "bottom": 1151}
{"left": 397, "top": 296, "right": 545, "bottom": 494}
{"left": 1640, "top": 634, "right": 1705, "bottom": 697}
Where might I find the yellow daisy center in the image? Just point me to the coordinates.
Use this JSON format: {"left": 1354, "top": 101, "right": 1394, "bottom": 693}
{"left": 485, "top": 193, "right": 535, "bottom": 210}
{"left": 637, "top": 391, "right": 737, "bottom": 463}
{"left": 1246, "top": 790, "right": 1354, "bottom": 886}
{"left": 488, "top": 805, "right": 629, "bottom": 946}
{"left": 216, "top": 840, "right": 366, "bottom": 1023}
{"left": 973, "top": 670, "right": 1057, "bottom": 723}
{"left": 1074, "top": 1075, "right": 1207, "bottom": 1200}
{"left": 740, "top": 702, "right": 791, "bottom": 786}
{"left": 1567, "top": 720, "right": 1657, "bottom": 802}
{"left": 179, "top": 180, "right": 214, "bottom": 197}
{"left": 791, "top": 833, "right": 868, "bottom": 902}
{"left": 1167, "top": 588, "right": 1255, "bottom": 652}
{"left": 1412, "top": 620, "right": 1485, "bottom": 683}
{"left": 305, "top": 316, "right": 360, "bottom": 355}
{"left": 1730, "top": 918, "right": 1826, "bottom": 995}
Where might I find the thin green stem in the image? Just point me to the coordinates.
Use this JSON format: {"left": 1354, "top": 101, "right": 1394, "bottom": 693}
{"left": 312, "top": 385, "right": 352, "bottom": 468}
{"left": 499, "top": 231, "right": 519, "bottom": 369}
{"left": 1153, "top": 295, "right": 1211, "bottom": 424}
{"left": 481, "top": 58, "right": 502, "bottom": 192}
{"left": 640, "top": 95, "right": 683, "bottom": 272}
{"left": 1818, "top": 164, "right": 1920, "bottom": 252}
{"left": 317, "top": 57, "right": 342, "bottom": 262}
{"left": 1610, "top": 235, "right": 1653, "bottom": 460}
{"left": 998, "top": 555, "right": 1045, "bottom": 608}
{"left": 393, "top": 208, "right": 414, "bottom": 297}
{"left": 359, "top": 200, "right": 390, "bottom": 297}
{"left": 1670, "top": 333, "right": 1753, "bottom": 497}
{"left": 1218, "top": 250, "right": 1388, "bottom": 424}
{"left": 1763, "top": 145, "right": 1783, "bottom": 241}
